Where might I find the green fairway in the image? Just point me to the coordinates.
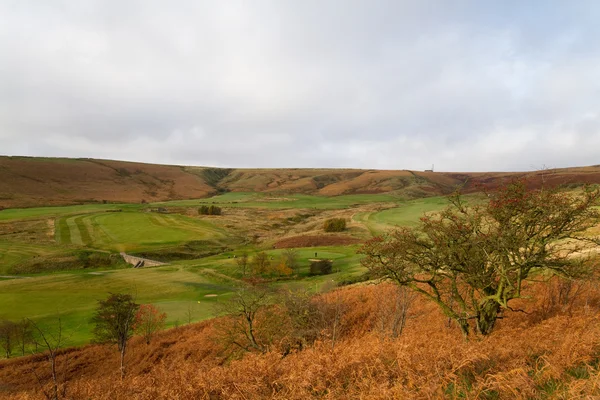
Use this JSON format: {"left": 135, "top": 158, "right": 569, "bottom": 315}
{"left": 0, "top": 203, "right": 142, "bottom": 222}
{"left": 0, "top": 191, "right": 455, "bottom": 349}
{"left": 367, "top": 196, "right": 450, "bottom": 229}
{"left": 0, "top": 266, "right": 237, "bottom": 345}
{"left": 55, "top": 211, "right": 227, "bottom": 252}
{"left": 157, "top": 192, "right": 404, "bottom": 209}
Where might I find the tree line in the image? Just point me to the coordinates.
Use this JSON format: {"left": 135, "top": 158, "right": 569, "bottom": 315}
{"left": 235, "top": 249, "right": 333, "bottom": 277}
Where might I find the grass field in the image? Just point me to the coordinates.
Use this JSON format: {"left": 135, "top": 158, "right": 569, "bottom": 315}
{"left": 0, "top": 192, "right": 452, "bottom": 347}
{"left": 160, "top": 192, "right": 404, "bottom": 209}
{"left": 55, "top": 211, "right": 226, "bottom": 252}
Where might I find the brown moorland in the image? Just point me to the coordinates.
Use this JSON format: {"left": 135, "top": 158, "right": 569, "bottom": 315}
{"left": 3, "top": 279, "right": 600, "bottom": 399}
{"left": 2, "top": 156, "right": 600, "bottom": 208}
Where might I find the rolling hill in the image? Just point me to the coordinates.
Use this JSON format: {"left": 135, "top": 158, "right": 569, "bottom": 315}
{"left": 1, "top": 155, "right": 600, "bottom": 208}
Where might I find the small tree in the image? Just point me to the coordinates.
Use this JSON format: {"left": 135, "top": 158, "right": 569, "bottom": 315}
{"left": 280, "top": 289, "right": 323, "bottom": 352}
{"left": 199, "top": 205, "right": 222, "bottom": 215}
{"left": 375, "top": 285, "right": 417, "bottom": 338}
{"left": 134, "top": 304, "right": 166, "bottom": 345}
{"left": 283, "top": 248, "right": 300, "bottom": 274}
{"left": 309, "top": 259, "right": 333, "bottom": 275}
{"left": 91, "top": 293, "right": 139, "bottom": 379}
{"left": 0, "top": 320, "right": 16, "bottom": 358}
{"left": 251, "top": 252, "right": 271, "bottom": 275}
{"left": 274, "top": 257, "right": 293, "bottom": 276}
{"left": 213, "top": 285, "right": 276, "bottom": 354}
{"left": 29, "top": 317, "right": 72, "bottom": 400}
{"left": 324, "top": 218, "right": 346, "bottom": 232}
{"left": 15, "top": 319, "right": 34, "bottom": 356}
{"left": 360, "top": 181, "right": 600, "bottom": 337}
{"left": 208, "top": 205, "right": 222, "bottom": 215}
{"left": 236, "top": 251, "right": 250, "bottom": 276}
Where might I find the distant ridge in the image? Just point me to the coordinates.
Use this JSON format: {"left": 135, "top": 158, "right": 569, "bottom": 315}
{"left": 1, "top": 156, "right": 600, "bottom": 208}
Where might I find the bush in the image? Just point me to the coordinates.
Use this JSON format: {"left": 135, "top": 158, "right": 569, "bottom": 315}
{"left": 199, "top": 205, "right": 222, "bottom": 215}
{"left": 323, "top": 218, "right": 346, "bottom": 232}
{"left": 310, "top": 259, "right": 333, "bottom": 275}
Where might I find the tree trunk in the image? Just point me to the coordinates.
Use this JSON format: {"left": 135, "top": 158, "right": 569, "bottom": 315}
{"left": 476, "top": 299, "right": 500, "bottom": 335}
{"left": 120, "top": 344, "right": 126, "bottom": 380}
{"left": 457, "top": 318, "right": 470, "bottom": 339}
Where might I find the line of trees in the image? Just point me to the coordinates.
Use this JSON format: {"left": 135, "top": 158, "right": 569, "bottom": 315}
{"left": 236, "top": 249, "right": 301, "bottom": 277}
{"left": 198, "top": 205, "right": 222, "bottom": 215}
{"left": 0, "top": 319, "right": 34, "bottom": 358}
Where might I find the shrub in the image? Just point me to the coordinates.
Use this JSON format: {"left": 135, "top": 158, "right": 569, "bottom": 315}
{"left": 310, "top": 259, "right": 333, "bottom": 275}
{"left": 199, "top": 205, "right": 222, "bottom": 215}
{"left": 323, "top": 218, "right": 346, "bottom": 232}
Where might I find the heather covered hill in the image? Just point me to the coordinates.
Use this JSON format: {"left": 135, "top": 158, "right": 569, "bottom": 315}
{"left": 3, "top": 281, "right": 600, "bottom": 399}
{"left": 0, "top": 157, "right": 215, "bottom": 208}
{"left": 2, "top": 156, "right": 600, "bottom": 208}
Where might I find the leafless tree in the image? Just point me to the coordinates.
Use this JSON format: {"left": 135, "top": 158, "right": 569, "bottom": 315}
{"left": 0, "top": 320, "right": 16, "bottom": 359}
{"left": 236, "top": 251, "right": 249, "bottom": 276}
{"left": 15, "top": 318, "right": 34, "bottom": 356}
{"left": 29, "top": 317, "right": 72, "bottom": 400}
{"left": 375, "top": 285, "right": 417, "bottom": 338}
{"left": 283, "top": 248, "right": 300, "bottom": 274}
{"left": 213, "top": 285, "right": 275, "bottom": 354}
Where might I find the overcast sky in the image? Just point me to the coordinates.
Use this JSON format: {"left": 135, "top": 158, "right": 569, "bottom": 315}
{"left": 1, "top": 1, "right": 599, "bottom": 171}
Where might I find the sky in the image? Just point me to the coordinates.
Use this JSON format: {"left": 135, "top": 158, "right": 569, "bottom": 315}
{"left": 1, "top": 1, "right": 599, "bottom": 172}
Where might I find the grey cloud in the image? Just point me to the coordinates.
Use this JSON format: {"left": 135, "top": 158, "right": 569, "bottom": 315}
{"left": 1, "top": 1, "right": 599, "bottom": 171}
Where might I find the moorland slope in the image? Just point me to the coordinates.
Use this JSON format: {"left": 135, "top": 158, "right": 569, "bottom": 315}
{"left": 2, "top": 156, "right": 600, "bottom": 208}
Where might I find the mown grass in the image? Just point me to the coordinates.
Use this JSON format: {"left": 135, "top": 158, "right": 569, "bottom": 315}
{"left": 158, "top": 192, "right": 404, "bottom": 209}
{"left": 0, "top": 203, "right": 141, "bottom": 222}
{"left": 0, "top": 266, "right": 237, "bottom": 346}
{"left": 0, "top": 192, "right": 452, "bottom": 346}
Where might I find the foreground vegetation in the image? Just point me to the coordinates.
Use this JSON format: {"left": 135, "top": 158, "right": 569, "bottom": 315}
{"left": 3, "top": 280, "right": 600, "bottom": 398}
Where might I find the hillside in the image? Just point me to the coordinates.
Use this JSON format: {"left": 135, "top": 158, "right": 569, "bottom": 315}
{"left": 2, "top": 156, "right": 600, "bottom": 208}
{"left": 3, "top": 281, "right": 600, "bottom": 399}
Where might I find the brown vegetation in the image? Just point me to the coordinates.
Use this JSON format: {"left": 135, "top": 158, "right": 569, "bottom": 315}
{"left": 3, "top": 156, "right": 600, "bottom": 208}
{"left": 3, "top": 279, "right": 600, "bottom": 398}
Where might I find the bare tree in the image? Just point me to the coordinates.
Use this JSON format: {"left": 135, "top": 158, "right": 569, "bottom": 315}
{"left": 0, "top": 320, "right": 16, "bottom": 359}
{"left": 186, "top": 302, "right": 195, "bottom": 324}
{"left": 375, "top": 285, "right": 417, "bottom": 338}
{"left": 313, "top": 291, "right": 348, "bottom": 350}
{"left": 29, "top": 317, "right": 72, "bottom": 400}
{"left": 280, "top": 289, "right": 322, "bottom": 353}
{"left": 213, "top": 285, "right": 275, "bottom": 354}
{"left": 15, "top": 318, "right": 34, "bottom": 356}
{"left": 283, "top": 248, "right": 300, "bottom": 274}
{"left": 251, "top": 252, "right": 271, "bottom": 275}
{"left": 236, "top": 251, "right": 250, "bottom": 276}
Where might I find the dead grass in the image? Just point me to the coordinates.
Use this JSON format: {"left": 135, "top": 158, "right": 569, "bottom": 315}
{"left": 4, "top": 279, "right": 600, "bottom": 399}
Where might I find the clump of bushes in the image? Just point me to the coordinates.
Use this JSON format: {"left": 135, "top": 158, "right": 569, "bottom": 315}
{"left": 310, "top": 259, "right": 333, "bottom": 275}
{"left": 199, "top": 205, "right": 222, "bottom": 215}
{"left": 323, "top": 218, "right": 346, "bottom": 232}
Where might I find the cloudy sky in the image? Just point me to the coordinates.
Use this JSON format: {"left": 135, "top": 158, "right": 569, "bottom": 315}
{"left": 1, "top": 1, "right": 599, "bottom": 171}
